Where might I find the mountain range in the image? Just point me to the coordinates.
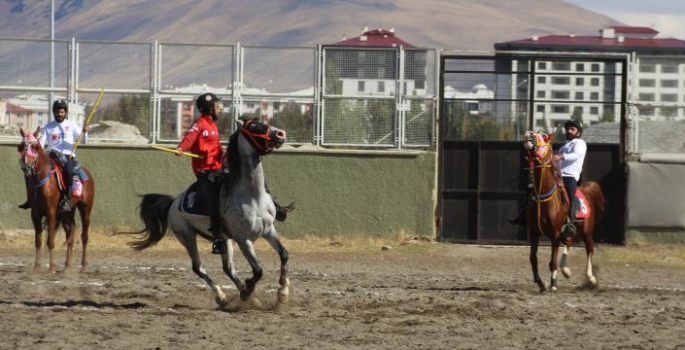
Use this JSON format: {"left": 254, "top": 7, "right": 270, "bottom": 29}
{"left": 0, "top": 0, "right": 620, "bottom": 50}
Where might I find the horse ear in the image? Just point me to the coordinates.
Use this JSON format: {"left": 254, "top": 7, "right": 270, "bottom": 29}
{"left": 234, "top": 116, "right": 245, "bottom": 129}
{"left": 19, "top": 127, "right": 25, "bottom": 137}
{"left": 33, "top": 126, "right": 41, "bottom": 138}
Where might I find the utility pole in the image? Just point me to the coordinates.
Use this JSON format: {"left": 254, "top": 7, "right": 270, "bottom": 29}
{"left": 49, "top": 0, "right": 55, "bottom": 117}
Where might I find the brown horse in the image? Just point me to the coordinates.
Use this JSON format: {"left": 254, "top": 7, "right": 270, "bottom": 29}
{"left": 523, "top": 131, "right": 605, "bottom": 292}
{"left": 18, "top": 127, "right": 95, "bottom": 273}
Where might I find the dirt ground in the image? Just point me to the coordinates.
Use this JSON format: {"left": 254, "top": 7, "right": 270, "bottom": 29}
{"left": 1, "top": 229, "right": 685, "bottom": 350}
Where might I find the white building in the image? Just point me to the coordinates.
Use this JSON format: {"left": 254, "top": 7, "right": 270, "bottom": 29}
{"left": 0, "top": 94, "right": 86, "bottom": 131}
{"left": 495, "top": 26, "right": 685, "bottom": 127}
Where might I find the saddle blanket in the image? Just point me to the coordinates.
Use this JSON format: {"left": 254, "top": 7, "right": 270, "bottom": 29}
{"left": 572, "top": 189, "right": 590, "bottom": 220}
{"left": 178, "top": 182, "right": 211, "bottom": 218}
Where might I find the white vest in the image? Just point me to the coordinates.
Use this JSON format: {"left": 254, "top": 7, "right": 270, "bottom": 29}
{"left": 39, "top": 119, "right": 85, "bottom": 157}
{"left": 558, "top": 138, "right": 587, "bottom": 181}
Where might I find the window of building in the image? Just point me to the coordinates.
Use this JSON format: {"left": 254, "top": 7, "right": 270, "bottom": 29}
{"left": 537, "top": 90, "right": 546, "bottom": 98}
{"left": 537, "top": 62, "right": 547, "bottom": 70}
{"left": 552, "top": 105, "right": 569, "bottom": 113}
{"left": 536, "top": 105, "right": 545, "bottom": 112}
{"left": 552, "top": 62, "right": 571, "bottom": 71}
{"left": 640, "top": 64, "right": 656, "bottom": 73}
{"left": 639, "top": 93, "right": 655, "bottom": 102}
{"left": 661, "top": 107, "right": 678, "bottom": 118}
{"left": 575, "top": 77, "right": 584, "bottom": 86}
{"left": 552, "top": 90, "right": 570, "bottom": 99}
{"left": 590, "top": 78, "right": 600, "bottom": 86}
{"left": 537, "top": 76, "right": 546, "bottom": 84}
{"left": 590, "top": 92, "right": 599, "bottom": 101}
{"left": 358, "top": 81, "right": 365, "bottom": 92}
{"left": 639, "top": 79, "right": 656, "bottom": 88}
{"left": 378, "top": 81, "right": 385, "bottom": 93}
{"left": 661, "top": 93, "right": 678, "bottom": 103}
{"left": 591, "top": 63, "right": 600, "bottom": 72}
{"left": 575, "top": 63, "right": 584, "bottom": 71}
{"left": 590, "top": 107, "right": 599, "bottom": 115}
{"left": 639, "top": 106, "right": 654, "bottom": 116}
{"left": 552, "top": 77, "right": 570, "bottom": 85}
{"left": 273, "top": 102, "right": 281, "bottom": 110}
{"left": 377, "top": 67, "right": 385, "bottom": 78}
{"left": 575, "top": 92, "right": 584, "bottom": 100}
{"left": 661, "top": 79, "right": 678, "bottom": 88}
{"left": 661, "top": 65, "right": 679, "bottom": 73}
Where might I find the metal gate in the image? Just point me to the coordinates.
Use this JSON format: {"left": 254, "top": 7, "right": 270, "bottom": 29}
{"left": 438, "top": 55, "right": 627, "bottom": 244}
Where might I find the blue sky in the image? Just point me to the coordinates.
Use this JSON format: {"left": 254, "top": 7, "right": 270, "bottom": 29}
{"left": 565, "top": 0, "right": 685, "bottom": 39}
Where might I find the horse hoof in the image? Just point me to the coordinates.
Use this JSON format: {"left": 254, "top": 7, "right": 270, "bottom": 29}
{"left": 215, "top": 295, "right": 229, "bottom": 307}
{"left": 587, "top": 276, "right": 598, "bottom": 288}
{"left": 277, "top": 286, "right": 290, "bottom": 304}
{"left": 551, "top": 286, "right": 557, "bottom": 292}
{"left": 562, "top": 267, "right": 572, "bottom": 278}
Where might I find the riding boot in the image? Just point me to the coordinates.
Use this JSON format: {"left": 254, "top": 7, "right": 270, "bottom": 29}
{"left": 59, "top": 183, "right": 73, "bottom": 212}
{"left": 273, "top": 196, "right": 295, "bottom": 222}
{"left": 210, "top": 217, "right": 227, "bottom": 255}
{"left": 561, "top": 204, "right": 577, "bottom": 240}
{"left": 508, "top": 209, "right": 527, "bottom": 227}
{"left": 18, "top": 201, "right": 31, "bottom": 210}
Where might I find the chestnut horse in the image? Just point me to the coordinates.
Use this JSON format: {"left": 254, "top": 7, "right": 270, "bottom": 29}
{"left": 523, "top": 131, "right": 605, "bottom": 292}
{"left": 18, "top": 128, "right": 95, "bottom": 273}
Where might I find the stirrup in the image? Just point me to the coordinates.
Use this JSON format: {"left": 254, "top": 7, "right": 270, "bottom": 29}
{"left": 275, "top": 202, "right": 295, "bottom": 222}
{"left": 211, "top": 238, "right": 227, "bottom": 255}
{"left": 59, "top": 199, "right": 72, "bottom": 212}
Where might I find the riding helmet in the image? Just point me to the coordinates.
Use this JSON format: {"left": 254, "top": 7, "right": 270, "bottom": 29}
{"left": 52, "top": 99, "right": 68, "bottom": 113}
{"left": 564, "top": 119, "right": 583, "bottom": 135}
{"left": 196, "top": 93, "right": 221, "bottom": 115}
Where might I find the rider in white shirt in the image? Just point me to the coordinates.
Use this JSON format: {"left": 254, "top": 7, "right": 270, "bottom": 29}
{"left": 552, "top": 120, "right": 587, "bottom": 237}
{"left": 19, "top": 100, "right": 88, "bottom": 212}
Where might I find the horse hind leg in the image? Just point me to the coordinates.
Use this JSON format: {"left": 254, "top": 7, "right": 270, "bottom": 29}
{"left": 61, "top": 212, "right": 77, "bottom": 271}
{"left": 183, "top": 233, "right": 228, "bottom": 306}
{"left": 78, "top": 202, "right": 92, "bottom": 273}
{"left": 582, "top": 227, "right": 598, "bottom": 288}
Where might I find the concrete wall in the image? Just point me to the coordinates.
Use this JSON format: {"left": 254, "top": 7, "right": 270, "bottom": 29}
{"left": 1, "top": 143, "right": 436, "bottom": 238}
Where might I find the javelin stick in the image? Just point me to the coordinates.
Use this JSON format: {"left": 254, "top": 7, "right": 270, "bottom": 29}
{"left": 72, "top": 86, "right": 105, "bottom": 156}
{"left": 151, "top": 145, "right": 204, "bottom": 159}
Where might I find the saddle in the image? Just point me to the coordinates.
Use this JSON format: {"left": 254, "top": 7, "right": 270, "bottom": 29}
{"left": 52, "top": 160, "right": 89, "bottom": 198}
{"left": 178, "top": 181, "right": 211, "bottom": 218}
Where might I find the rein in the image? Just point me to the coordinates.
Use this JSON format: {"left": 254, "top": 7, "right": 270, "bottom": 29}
{"left": 240, "top": 121, "right": 273, "bottom": 154}
{"left": 526, "top": 134, "right": 560, "bottom": 234}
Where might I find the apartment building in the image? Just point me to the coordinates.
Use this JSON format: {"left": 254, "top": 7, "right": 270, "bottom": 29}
{"left": 495, "top": 26, "right": 685, "bottom": 127}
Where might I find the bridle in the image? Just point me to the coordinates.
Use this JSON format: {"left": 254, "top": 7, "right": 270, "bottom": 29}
{"left": 525, "top": 132, "right": 560, "bottom": 233}
{"left": 239, "top": 119, "right": 285, "bottom": 155}
{"left": 19, "top": 134, "right": 40, "bottom": 177}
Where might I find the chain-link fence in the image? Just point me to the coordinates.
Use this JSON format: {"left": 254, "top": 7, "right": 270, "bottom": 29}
{"left": 629, "top": 56, "right": 685, "bottom": 154}
{"left": 0, "top": 38, "right": 438, "bottom": 149}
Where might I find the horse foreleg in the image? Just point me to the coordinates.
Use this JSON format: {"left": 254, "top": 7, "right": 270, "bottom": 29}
{"left": 31, "top": 211, "right": 43, "bottom": 272}
{"left": 46, "top": 210, "right": 59, "bottom": 273}
{"left": 560, "top": 244, "right": 572, "bottom": 278}
{"left": 236, "top": 239, "right": 262, "bottom": 301}
{"left": 220, "top": 239, "right": 244, "bottom": 291}
{"left": 549, "top": 241, "right": 560, "bottom": 292}
{"left": 79, "top": 205, "right": 91, "bottom": 273}
{"left": 529, "top": 233, "right": 547, "bottom": 292}
{"left": 264, "top": 229, "right": 290, "bottom": 303}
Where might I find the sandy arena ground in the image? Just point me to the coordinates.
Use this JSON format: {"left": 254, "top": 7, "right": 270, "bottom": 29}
{"left": 1, "top": 229, "right": 685, "bottom": 350}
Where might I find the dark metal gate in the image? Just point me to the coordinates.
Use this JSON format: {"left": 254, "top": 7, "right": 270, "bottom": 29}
{"left": 438, "top": 55, "right": 627, "bottom": 244}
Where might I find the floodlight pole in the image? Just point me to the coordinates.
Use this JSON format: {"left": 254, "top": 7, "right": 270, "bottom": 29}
{"left": 49, "top": 0, "right": 55, "bottom": 115}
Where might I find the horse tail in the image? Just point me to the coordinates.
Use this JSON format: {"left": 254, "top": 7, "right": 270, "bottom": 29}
{"left": 581, "top": 182, "right": 605, "bottom": 219}
{"left": 118, "top": 194, "right": 174, "bottom": 251}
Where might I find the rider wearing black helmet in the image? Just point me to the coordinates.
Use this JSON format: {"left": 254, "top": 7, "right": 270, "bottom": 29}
{"left": 552, "top": 119, "right": 587, "bottom": 237}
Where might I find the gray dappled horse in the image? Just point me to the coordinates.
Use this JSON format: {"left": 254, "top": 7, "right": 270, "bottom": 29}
{"left": 121, "top": 119, "right": 290, "bottom": 307}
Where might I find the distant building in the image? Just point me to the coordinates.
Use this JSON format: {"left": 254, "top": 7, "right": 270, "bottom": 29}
{"left": 443, "top": 84, "right": 495, "bottom": 115}
{"left": 327, "top": 27, "right": 429, "bottom": 97}
{"left": 495, "top": 26, "right": 685, "bottom": 125}
{"left": 0, "top": 95, "right": 86, "bottom": 131}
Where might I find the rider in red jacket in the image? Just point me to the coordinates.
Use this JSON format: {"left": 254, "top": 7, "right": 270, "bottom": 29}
{"left": 176, "top": 92, "right": 225, "bottom": 254}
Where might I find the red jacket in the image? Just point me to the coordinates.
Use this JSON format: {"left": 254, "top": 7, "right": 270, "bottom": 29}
{"left": 177, "top": 115, "right": 223, "bottom": 177}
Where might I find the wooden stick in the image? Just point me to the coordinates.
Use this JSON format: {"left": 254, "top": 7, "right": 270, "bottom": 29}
{"left": 151, "top": 145, "right": 204, "bottom": 159}
{"left": 72, "top": 86, "right": 105, "bottom": 155}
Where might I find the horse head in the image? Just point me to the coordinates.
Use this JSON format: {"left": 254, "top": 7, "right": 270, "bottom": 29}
{"left": 524, "top": 131, "right": 552, "bottom": 168}
{"left": 238, "top": 118, "right": 286, "bottom": 155}
{"left": 18, "top": 127, "right": 43, "bottom": 177}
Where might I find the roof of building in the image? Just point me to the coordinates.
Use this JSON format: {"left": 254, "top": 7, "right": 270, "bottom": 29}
{"left": 608, "top": 26, "right": 659, "bottom": 34}
{"left": 333, "top": 28, "right": 414, "bottom": 48}
{"left": 495, "top": 34, "right": 685, "bottom": 53}
{"left": 6, "top": 103, "right": 32, "bottom": 113}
